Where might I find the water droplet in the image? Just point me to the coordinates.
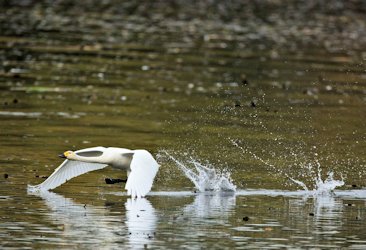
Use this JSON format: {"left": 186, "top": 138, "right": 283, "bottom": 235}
{"left": 141, "top": 65, "right": 150, "bottom": 71}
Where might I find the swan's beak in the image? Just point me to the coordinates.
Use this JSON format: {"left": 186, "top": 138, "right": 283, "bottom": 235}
{"left": 59, "top": 153, "right": 66, "bottom": 159}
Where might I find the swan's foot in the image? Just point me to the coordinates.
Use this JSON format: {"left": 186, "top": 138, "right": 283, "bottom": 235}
{"left": 105, "top": 178, "right": 127, "bottom": 184}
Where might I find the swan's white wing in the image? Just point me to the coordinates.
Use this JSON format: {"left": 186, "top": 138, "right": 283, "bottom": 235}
{"left": 28, "top": 159, "right": 107, "bottom": 192}
{"left": 125, "top": 150, "right": 159, "bottom": 198}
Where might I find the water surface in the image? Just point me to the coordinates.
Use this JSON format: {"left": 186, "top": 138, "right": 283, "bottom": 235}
{"left": 1, "top": 1, "right": 366, "bottom": 249}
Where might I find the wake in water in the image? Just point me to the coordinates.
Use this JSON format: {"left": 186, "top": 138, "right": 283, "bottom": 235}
{"left": 161, "top": 151, "right": 236, "bottom": 192}
{"left": 231, "top": 140, "right": 344, "bottom": 195}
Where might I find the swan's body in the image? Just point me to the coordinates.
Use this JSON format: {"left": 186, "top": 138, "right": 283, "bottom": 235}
{"left": 28, "top": 147, "right": 159, "bottom": 198}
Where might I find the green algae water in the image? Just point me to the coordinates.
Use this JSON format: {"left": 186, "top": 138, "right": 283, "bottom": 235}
{"left": 1, "top": 1, "right": 366, "bottom": 249}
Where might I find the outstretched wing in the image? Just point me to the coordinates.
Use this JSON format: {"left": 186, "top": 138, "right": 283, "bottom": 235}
{"left": 125, "top": 150, "right": 159, "bottom": 198}
{"left": 28, "top": 159, "right": 107, "bottom": 192}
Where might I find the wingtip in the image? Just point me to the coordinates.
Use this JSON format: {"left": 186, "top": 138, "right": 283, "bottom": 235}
{"left": 27, "top": 184, "right": 41, "bottom": 193}
{"left": 27, "top": 183, "right": 51, "bottom": 193}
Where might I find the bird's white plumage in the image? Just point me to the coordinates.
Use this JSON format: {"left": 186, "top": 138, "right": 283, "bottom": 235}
{"left": 125, "top": 150, "right": 159, "bottom": 198}
{"left": 27, "top": 146, "right": 159, "bottom": 198}
{"left": 27, "top": 161, "right": 107, "bottom": 192}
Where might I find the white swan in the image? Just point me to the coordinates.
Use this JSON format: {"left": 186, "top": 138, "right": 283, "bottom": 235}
{"left": 27, "top": 147, "right": 159, "bottom": 198}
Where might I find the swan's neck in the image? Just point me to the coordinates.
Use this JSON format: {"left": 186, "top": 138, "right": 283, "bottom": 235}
{"left": 68, "top": 150, "right": 134, "bottom": 170}
{"left": 69, "top": 154, "right": 108, "bottom": 164}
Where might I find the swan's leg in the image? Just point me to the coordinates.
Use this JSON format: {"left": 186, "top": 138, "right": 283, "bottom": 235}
{"left": 105, "top": 178, "right": 127, "bottom": 184}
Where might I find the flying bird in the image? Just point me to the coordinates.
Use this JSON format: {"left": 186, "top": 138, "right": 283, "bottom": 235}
{"left": 28, "top": 147, "right": 159, "bottom": 198}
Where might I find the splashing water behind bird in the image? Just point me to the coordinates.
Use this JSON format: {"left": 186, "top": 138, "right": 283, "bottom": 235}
{"left": 310, "top": 171, "right": 344, "bottom": 195}
{"left": 231, "top": 140, "right": 344, "bottom": 195}
{"left": 162, "top": 151, "right": 236, "bottom": 192}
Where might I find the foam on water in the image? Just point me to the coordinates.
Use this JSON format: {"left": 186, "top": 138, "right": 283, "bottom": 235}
{"left": 162, "top": 151, "right": 236, "bottom": 192}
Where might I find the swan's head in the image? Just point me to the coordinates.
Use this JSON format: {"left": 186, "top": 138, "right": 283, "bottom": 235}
{"left": 59, "top": 151, "right": 75, "bottom": 159}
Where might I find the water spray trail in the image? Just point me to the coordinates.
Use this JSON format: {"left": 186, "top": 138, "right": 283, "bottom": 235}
{"left": 162, "top": 150, "right": 236, "bottom": 192}
{"left": 231, "top": 139, "right": 345, "bottom": 194}
{"left": 161, "top": 151, "right": 202, "bottom": 190}
{"left": 230, "top": 139, "right": 308, "bottom": 190}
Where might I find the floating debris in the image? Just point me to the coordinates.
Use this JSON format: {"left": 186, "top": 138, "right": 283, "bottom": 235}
{"left": 35, "top": 175, "right": 49, "bottom": 179}
{"left": 241, "top": 79, "right": 249, "bottom": 85}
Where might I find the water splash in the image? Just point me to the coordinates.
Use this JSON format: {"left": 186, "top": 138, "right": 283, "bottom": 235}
{"left": 231, "top": 139, "right": 344, "bottom": 195}
{"left": 313, "top": 171, "right": 344, "bottom": 195}
{"left": 162, "top": 151, "right": 236, "bottom": 192}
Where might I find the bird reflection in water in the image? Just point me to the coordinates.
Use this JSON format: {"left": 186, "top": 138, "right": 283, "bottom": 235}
{"left": 125, "top": 198, "right": 157, "bottom": 246}
{"left": 28, "top": 190, "right": 236, "bottom": 248}
{"left": 29, "top": 191, "right": 157, "bottom": 249}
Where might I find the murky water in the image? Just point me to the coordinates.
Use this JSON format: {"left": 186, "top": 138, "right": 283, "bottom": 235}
{"left": 1, "top": 1, "right": 366, "bottom": 249}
